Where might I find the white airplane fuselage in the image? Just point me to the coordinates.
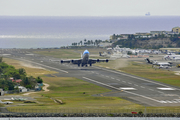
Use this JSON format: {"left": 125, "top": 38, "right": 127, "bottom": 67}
{"left": 164, "top": 55, "right": 180, "bottom": 60}
{"left": 61, "top": 49, "right": 108, "bottom": 67}
{"left": 81, "top": 50, "right": 90, "bottom": 66}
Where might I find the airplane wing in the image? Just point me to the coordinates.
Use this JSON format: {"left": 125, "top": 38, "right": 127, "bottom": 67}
{"left": 61, "top": 59, "right": 82, "bottom": 64}
{"left": 61, "top": 59, "right": 108, "bottom": 64}
{"left": 89, "top": 59, "right": 109, "bottom": 64}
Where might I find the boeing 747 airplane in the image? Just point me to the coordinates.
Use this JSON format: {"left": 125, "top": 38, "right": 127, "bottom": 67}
{"left": 61, "top": 50, "right": 108, "bottom": 67}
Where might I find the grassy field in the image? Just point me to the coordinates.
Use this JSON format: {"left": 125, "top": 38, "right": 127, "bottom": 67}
{"left": 97, "top": 61, "right": 180, "bottom": 87}
{"left": 3, "top": 57, "right": 142, "bottom": 111}
{"left": 34, "top": 48, "right": 180, "bottom": 87}
{"left": 33, "top": 48, "right": 105, "bottom": 59}
{"left": 3, "top": 50, "right": 180, "bottom": 113}
{"left": 3, "top": 58, "right": 57, "bottom": 78}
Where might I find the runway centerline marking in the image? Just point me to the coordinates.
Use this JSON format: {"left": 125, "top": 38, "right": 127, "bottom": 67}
{"left": 83, "top": 77, "right": 160, "bottom": 103}
{"left": 92, "top": 66, "right": 179, "bottom": 90}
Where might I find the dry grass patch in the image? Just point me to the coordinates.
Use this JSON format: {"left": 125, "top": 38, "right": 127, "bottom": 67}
{"left": 33, "top": 48, "right": 105, "bottom": 59}
{"left": 3, "top": 58, "right": 57, "bottom": 77}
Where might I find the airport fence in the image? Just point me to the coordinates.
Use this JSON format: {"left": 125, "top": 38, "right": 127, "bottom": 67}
{"left": 7, "top": 108, "right": 180, "bottom": 114}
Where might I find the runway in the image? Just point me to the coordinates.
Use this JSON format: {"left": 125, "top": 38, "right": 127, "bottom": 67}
{"left": 2, "top": 49, "right": 180, "bottom": 106}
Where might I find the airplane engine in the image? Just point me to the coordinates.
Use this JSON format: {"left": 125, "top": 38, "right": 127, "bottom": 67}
{"left": 71, "top": 60, "right": 74, "bottom": 63}
{"left": 106, "top": 59, "right": 109, "bottom": 62}
{"left": 97, "top": 59, "right": 100, "bottom": 62}
{"left": 61, "top": 60, "right": 63, "bottom": 63}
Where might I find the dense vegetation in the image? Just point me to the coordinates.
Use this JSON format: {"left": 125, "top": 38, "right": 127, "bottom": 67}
{"left": 0, "top": 57, "right": 43, "bottom": 91}
{"left": 113, "top": 34, "right": 180, "bottom": 49}
{"left": 71, "top": 39, "right": 103, "bottom": 46}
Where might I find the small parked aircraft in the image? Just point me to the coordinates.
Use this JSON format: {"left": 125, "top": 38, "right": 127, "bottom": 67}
{"left": 0, "top": 100, "right": 13, "bottom": 104}
{"left": 11, "top": 97, "right": 26, "bottom": 101}
{"left": 145, "top": 58, "right": 172, "bottom": 69}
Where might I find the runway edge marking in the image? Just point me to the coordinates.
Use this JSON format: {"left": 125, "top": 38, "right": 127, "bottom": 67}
{"left": 82, "top": 77, "right": 161, "bottom": 103}
{"left": 92, "top": 66, "right": 180, "bottom": 90}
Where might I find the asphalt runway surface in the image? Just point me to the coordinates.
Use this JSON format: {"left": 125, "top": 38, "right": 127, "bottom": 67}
{"left": 1, "top": 49, "right": 180, "bottom": 107}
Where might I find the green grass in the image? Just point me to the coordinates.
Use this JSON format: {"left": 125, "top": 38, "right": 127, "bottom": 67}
{"left": 33, "top": 48, "right": 105, "bottom": 59}
{"left": 4, "top": 50, "right": 180, "bottom": 112}
{"left": 3, "top": 58, "right": 57, "bottom": 77}
{"left": 7, "top": 77, "right": 142, "bottom": 110}
{"left": 119, "top": 62, "right": 180, "bottom": 87}
{"left": 96, "top": 60, "right": 180, "bottom": 87}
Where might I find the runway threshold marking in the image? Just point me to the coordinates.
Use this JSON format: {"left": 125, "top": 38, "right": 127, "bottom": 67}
{"left": 83, "top": 77, "right": 160, "bottom": 103}
{"left": 92, "top": 66, "right": 179, "bottom": 90}
{"left": 7, "top": 57, "right": 68, "bottom": 73}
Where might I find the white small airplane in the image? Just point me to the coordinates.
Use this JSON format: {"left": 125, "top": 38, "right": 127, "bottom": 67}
{"left": 164, "top": 54, "right": 180, "bottom": 60}
{"left": 145, "top": 58, "right": 172, "bottom": 69}
{"left": 153, "top": 62, "right": 172, "bottom": 69}
{"left": 11, "top": 97, "right": 26, "bottom": 101}
{"left": 0, "top": 100, "right": 13, "bottom": 104}
{"left": 61, "top": 50, "right": 109, "bottom": 67}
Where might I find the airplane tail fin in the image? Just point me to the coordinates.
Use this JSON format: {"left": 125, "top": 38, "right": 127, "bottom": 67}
{"left": 145, "top": 58, "right": 151, "bottom": 63}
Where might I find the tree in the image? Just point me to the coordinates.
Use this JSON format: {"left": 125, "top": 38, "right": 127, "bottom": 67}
{"left": 36, "top": 76, "right": 43, "bottom": 83}
{"left": 7, "top": 80, "right": 14, "bottom": 90}
{"left": 0, "top": 80, "right": 14, "bottom": 90}
{"left": 84, "top": 39, "right": 87, "bottom": 43}
{"left": 87, "top": 40, "right": 91, "bottom": 45}
{"left": 90, "top": 40, "right": 93, "bottom": 45}
{"left": 80, "top": 41, "right": 82, "bottom": 46}
{"left": 25, "top": 85, "right": 32, "bottom": 89}
{"left": 19, "top": 68, "right": 26, "bottom": 75}
{"left": 0, "top": 57, "right": 2, "bottom": 63}
{"left": 21, "top": 77, "right": 30, "bottom": 86}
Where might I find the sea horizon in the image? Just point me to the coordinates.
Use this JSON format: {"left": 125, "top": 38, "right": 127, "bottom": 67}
{"left": 0, "top": 16, "right": 180, "bottom": 48}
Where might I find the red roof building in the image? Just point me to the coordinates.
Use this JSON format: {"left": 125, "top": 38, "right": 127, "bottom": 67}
{"left": 12, "top": 79, "right": 22, "bottom": 83}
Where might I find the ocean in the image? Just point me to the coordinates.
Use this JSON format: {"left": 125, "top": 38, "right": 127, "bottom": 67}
{"left": 0, "top": 16, "right": 180, "bottom": 48}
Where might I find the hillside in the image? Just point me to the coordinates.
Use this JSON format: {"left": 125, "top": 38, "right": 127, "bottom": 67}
{"left": 113, "top": 37, "right": 180, "bottom": 49}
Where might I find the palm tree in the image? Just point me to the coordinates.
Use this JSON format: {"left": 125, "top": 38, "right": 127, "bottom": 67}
{"left": 87, "top": 40, "right": 91, "bottom": 46}
{"left": 80, "top": 41, "right": 82, "bottom": 46}
{"left": 84, "top": 39, "right": 87, "bottom": 45}
{"left": 90, "top": 40, "right": 93, "bottom": 45}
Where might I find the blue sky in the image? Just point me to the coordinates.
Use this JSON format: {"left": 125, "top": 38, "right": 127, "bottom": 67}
{"left": 0, "top": 0, "right": 180, "bottom": 16}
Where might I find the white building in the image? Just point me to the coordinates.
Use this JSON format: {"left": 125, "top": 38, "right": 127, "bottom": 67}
{"left": 18, "top": 86, "right": 27, "bottom": 92}
{"left": 0, "top": 89, "right": 4, "bottom": 96}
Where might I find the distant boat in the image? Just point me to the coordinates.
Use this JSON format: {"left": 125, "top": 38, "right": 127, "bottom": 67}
{"left": 145, "top": 12, "right": 150, "bottom": 16}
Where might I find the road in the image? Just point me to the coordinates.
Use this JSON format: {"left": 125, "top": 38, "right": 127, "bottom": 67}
{"left": 1, "top": 49, "right": 180, "bottom": 106}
